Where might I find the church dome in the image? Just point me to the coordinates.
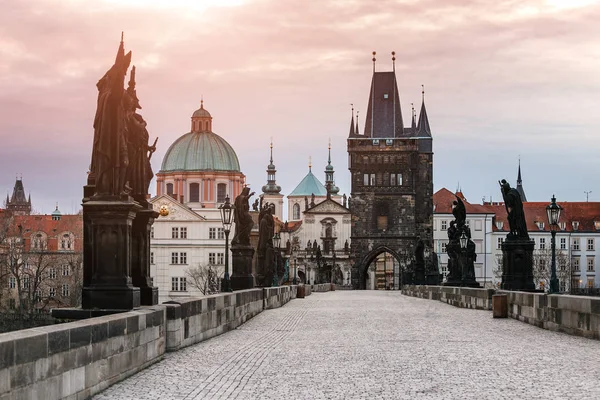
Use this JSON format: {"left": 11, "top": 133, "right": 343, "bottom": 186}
{"left": 192, "top": 106, "right": 211, "bottom": 118}
{"left": 160, "top": 131, "right": 240, "bottom": 172}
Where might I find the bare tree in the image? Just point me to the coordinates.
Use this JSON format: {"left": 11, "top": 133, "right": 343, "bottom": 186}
{"left": 185, "top": 264, "right": 221, "bottom": 295}
{"left": 532, "top": 249, "right": 571, "bottom": 292}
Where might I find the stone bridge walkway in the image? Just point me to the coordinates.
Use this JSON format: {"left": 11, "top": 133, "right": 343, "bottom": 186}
{"left": 95, "top": 291, "right": 600, "bottom": 399}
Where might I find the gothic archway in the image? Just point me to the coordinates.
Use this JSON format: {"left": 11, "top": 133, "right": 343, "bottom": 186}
{"left": 353, "top": 245, "right": 404, "bottom": 290}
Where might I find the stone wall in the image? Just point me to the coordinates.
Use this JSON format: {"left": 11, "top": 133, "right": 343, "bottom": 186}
{"left": 0, "top": 285, "right": 303, "bottom": 399}
{"left": 402, "top": 285, "right": 600, "bottom": 340}
{"left": 311, "top": 283, "right": 333, "bottom": 292}
{"left": 0, "top": 307, "right": 165, "bottom": 400}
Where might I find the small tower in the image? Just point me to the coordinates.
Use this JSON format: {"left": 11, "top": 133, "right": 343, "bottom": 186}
{"left": 191, "top": 99, "right": 213, "bottom": 133}
{"left": 261, "top": 141, "right": 284, "bottom": 220}
{"left": 6, "top": 177, "right": 31, "bottom": 215}
{"left": 51, "top": 203, "right": 62, "bottom": 221}
{"left": 324, "top": 141, "right": 340, "bottom": 197}
{"left": 516, "top": 160, "right": 527, "bottom": 202}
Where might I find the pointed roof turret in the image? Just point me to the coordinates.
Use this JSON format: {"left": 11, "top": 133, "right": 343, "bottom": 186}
{"left": 324, "top": 141, "right": 340, "bottom": 195}
{"left": 289, "top": 162, "right": 327, "bottom": 197}
{"left": 355, "top": 111, "right": 360, "bottom": 135}
{"left": 411, "top": 103, "right": 417, "bottom": 134}
{"left": 416, "top": 85, "right": 431, "bottom": 137}
{"left": 7, "top": 177, "right": 31, "bottom": 215}
{"left": 348, "top": 104, "right": 356, "bottom": 137}
{"left": 516, "top": 159, "right": 527, "bottom": 202}
{"left": 364, "top": 51, "right": 404, "bottom": 138}
{"left": 262, "top": 140, "right": 282, "bottom": 195}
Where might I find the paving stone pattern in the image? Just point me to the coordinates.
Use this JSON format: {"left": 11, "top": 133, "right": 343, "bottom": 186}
{"left": 95, "top": 291, "right": 600, "bottom": 399}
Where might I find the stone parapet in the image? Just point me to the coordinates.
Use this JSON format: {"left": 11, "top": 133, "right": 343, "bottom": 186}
{"left": 263, "top": 286, "right": 297, "bottom": 310}
{"left": 402, "top": 285, "right": 600, "bottom": 340}
{"left": 0, "top": 306, "right": 165, "bottom": 400}
{"left": 311, "top": 283, "right": 332, "bottom": 292}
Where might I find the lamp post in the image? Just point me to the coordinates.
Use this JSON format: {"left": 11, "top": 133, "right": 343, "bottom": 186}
{"left": 546, "top": 195, "right": 562, "bottom": 294}
{"left": 293, "top": 256, "right": 298, "bottom": 285}
{"left": 332, "top": 252, "right": 336, "bottom": 284}
{"left": 219, "top": 195, "right": 234, "bottom": 292}
{"left": 272, "top": 232, "right": 280, "bottom": 287}
{"left": 459, "top": 231, "right": 468, "bottom": 284}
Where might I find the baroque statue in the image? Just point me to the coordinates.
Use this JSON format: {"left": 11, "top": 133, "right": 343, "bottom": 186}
{"left": 231, "top": 187, "right": 254, "bottom": 246}
{"left": 499, "top": 179, "right": 529, "bottom": 239}
{"left": 256, "top": 202, "right": 275, "bottom": 286}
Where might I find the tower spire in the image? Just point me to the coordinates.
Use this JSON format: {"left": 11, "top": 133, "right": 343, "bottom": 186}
{"left": 372, "top": 51, "right": 376, "bottom": 73}
{"left": 416, "top": 84, "right": 431, "bottom": 137}
{"left": 261, "top": 140, "right": 281, "bottom": 195}
{"left": 355, "top": 110, "right": 360, "bottom": 135}
{"left": 348, "top": 103, "right": 355, "bottom": 137}
{"left": 324, "top": 140, "right": 339, "bottom": 196}
{"left": 392, "top": 51, "right": 396, "bottom": 72}
{"left": 516, "top": 159, "right": 527, "bottom": 202}
{"left": 309, "top": 156, "right": 312, "bottom": 172}
{"left": 411, "top": 103, "right": 416, "bottom": 133}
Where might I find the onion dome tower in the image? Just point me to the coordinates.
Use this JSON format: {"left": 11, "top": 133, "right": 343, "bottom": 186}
{"left": 261, "top": 141, "right": 284, "bottom": 220}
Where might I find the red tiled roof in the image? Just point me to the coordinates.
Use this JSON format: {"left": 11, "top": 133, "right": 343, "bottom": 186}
{"left": 435, "top": 187, "right": 600, "bottom": 233}
{"left": 5, "top": 214, "right": 83, "bottom": 252}
{"left": 285, "top": 221, "right": 302, "bottom": 233}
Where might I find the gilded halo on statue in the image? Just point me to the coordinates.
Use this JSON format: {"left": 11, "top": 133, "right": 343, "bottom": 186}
{"left": 159, "top": 205, "right": 169, "bottom": 217}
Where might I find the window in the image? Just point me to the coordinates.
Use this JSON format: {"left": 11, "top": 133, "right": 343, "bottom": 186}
{"left": 49, "top": 288, "right": 56, "bottom": 298}
{"left": 62, "top": 284, "right": 69, "bottom": 297}
{"left": 441, "top": 220, "right": 448, "bottom": 231}
{"left": 180, "top": 252, "right": 187, "bottom": 265}
{"left": 573, "top": 239, "right": 580, "bottom": 250}
{"left": 209, "top": 253, "right": 216, "bottom": 265}
{"left": 497, "top": 237, "right": 504, "bottom": 249}
{"left": 217, "top": 253, "right": 224, "bottom": 265}
{"left": 171, "top": 277, "right": 187, "bottom": 292}
{"left": 560, "top": 238, "right": 566, "bottom": 250}
{"left": 180, "top": 227, "right": 187, "bottom": 239}
{"left": 293, "top": 203, "right": 301, "bottom": 219}
{"left": 559, "top": 259, "right": 566, "bottom": 271}
{"left": 537, "top": 222, "right": 545, "bottom": 230}
{"left": 172, "top": 227, "right": 179, "bottom": 239}
{"left": 496, "top": 221, "right": 504, "bottom": 230}
{"left": 441, "top": 243, "right": 447, "bottom": 253}
{"left": 560, "top": 281, "right": 566, "bottom": 292}
{"left": 573, "top": 257, "right": 580, "bottom": 271}
{"left": 9, "top": 299, "right": 15, "bottom": 310}
{"left": 150, "top": 252, "right": 154, "bottom": 264}
{"left": 372, "top": 139, "right": 380, "bottom": 145}
{"left": 61, "top": 234, "right": 73, "bottom": 250}
{"left": 386, "top": 139, "right": 393, "bottom": 145}
{"left": 62, "top": 265, "right": 70, "bottom": 276}
{"left": 217, "top": 228, "right": 224, "bottom": 240}
{"left": 217, "top": 183, "right": 227, "bottom": 203}
{"left": 171, "top": 252, "right": 179, "bottom": 264}
{"left": 370, "top": 174, "right": 376, "bottom": 186}
{"left": 595, "top": 221, "right": 600, "bottom": 230}
{"left": 587, "top": 238, "right": 595, "bottom": 251}
{"left": 573, "top": 221, "right": 580, "bottom": 231}
{"left": 151, "top": 227, "right": 154, "bottom": 239}
{"left": 539, "top": 259, "right": 546, "bottom": 269}
{"left": 390, "top": 173, "right": 396, "bottom": 186}
{"left": 49, "top": 269, "right": 57, "bottom": 279}
{"left": 363, "top": 174, "right": 369, "bottom": 186}
{"left": 35, "top": 290, "right": 42, "bottom": 303}
{"left": 166, "top": 183, "right": 174, "bottom": 195}
{"left": 189, "top": 183, "right": 200, "bottom": 202}
{"left": 8, "top": 277, "right": 15, "bottom": 289}
{"left": 559, "top": 222, "right": 566, "bottom": 230}
{"left": 22, "top": 277, "right": 29, "bottom": 290}
{"left": 396, "top": 174, "right": 403, "bottom": 186}
{"left": 209, "top": 228, "right": 216, "bottom": 239}
{"left": 539, "top": 238, "right": 546, "bottom": 250}
{"left": 587, "top": 257, "right": 595, "bottom": 272}
{"left": 587, "top": 278, "right": 595, "bottom": 289}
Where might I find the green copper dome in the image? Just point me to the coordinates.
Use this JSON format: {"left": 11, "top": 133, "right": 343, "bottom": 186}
{"left": 160, "top": 131, "right": 240, "bottom": 173}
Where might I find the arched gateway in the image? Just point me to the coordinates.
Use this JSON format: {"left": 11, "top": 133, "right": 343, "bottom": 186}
{"left": 348, "top": 55, "right": 434, "bottom": 290}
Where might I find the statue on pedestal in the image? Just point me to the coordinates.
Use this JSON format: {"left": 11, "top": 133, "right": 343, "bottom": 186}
{"left": 256, "top": 202, "right": 275, "bottom": 286}
{"left": 499, "top": 179, "right": 528, "bottom": 240}
{"left": 231, "top": 187, "right": 254, "bottom": 246}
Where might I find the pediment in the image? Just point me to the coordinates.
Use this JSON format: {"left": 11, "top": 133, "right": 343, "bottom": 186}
{"left": 150, "top": 194, "right": 206, "bottom": 221}
{"left": 305, "top": 199, "right": 349, "bottom": 214}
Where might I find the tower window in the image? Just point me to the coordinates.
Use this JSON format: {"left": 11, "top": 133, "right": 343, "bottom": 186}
{"left": 166, "top": 183, "right": 174, "bottom": 195}
{"left": 205, "top": 121, "right": 209, "bottom": 131}
{"left": 293, "top": 203, "right": 300, "bottom": 220}
{"left": 383, "top": 93, "right": 389, "bottom": 99}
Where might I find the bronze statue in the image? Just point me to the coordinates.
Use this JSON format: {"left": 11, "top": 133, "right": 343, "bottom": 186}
{"left": 452, "top": 195, "right": 466, "bottom": 228}
{"left": 90, "top": 36, "right": 132, "bottom": 196}
{"left": 252, "top": 199, "right": 259, "bottom": 211}
{"left": 499, "top": 179, "right": 528, "bottom": 239}
{"left": 124, "top": 66, "right": 156, "bottom": 199}
{"left": 231, "top": 187, "right": 254, "bottom": 246}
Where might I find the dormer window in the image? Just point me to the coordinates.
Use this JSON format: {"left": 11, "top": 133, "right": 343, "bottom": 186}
{"left": 559, "top": 222, "right": 566, "bottom": 231}
{"left": 536, "top": 222, "right": 545, "bottom": 230}
{"left": 595, "top": 221, "right": 600, "bottom": 230}
{"left": 573, "top": 221, "right": 580, "bottom": 231}
{"left": 496, "top": 221, "right": 504, "bottom": 230}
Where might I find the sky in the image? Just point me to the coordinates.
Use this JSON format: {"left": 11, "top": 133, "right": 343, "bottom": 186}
{"left": 1, "top": 0, "right": 599, "bottom": 215}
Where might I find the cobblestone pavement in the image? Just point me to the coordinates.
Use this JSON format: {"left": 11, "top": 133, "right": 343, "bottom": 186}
{"left": 95, "top": 291, "right": 600, "bottom": 400}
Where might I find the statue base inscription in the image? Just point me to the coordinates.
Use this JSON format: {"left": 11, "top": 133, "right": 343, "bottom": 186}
{"left": 501, "top": 239, "right": 535, "bottom": 291}
{"left": 230, "top": 245, "right": 255, "bottom": 291}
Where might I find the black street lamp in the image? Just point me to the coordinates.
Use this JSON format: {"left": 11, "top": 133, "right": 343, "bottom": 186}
{"left": 546, "top": 195, "right": 562, "bottom": 294}
{"left": 459, "top": 231, "right": 468, "bottom": 283}
{"left": 293, "top": 256, "right": 298, "bottom": 285}
{"left": 332, "top": 252, "right": 336, "bottom": 284}
{"left": 219, "top": 195, "right": 234, "bottom": 292}
{"left": 272, "top": 232, "right": 280, "bottom": 287}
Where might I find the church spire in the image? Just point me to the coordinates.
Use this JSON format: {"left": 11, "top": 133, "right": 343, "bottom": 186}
{"left": 355, "top": 110, "right": 360, "bottom": 135}
{"left": 348, "top": 104, "right": 355, "bottom": 137}
{"left": 7, "top": 176, "right": 31, "bottom": 215}
{"left": 324, "top": 140, "right": 340, "bottom": 195}
{"left": 416, "top": 85, "right": 431, "bottom": 137}
{"left": 262, "top": 140, "right": 281, "bottom": 195}
{"left": 516, "top": 159, "right": 527, "bottom": 202}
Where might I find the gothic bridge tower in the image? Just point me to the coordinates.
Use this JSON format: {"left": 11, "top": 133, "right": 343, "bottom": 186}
{"left": 347, "top": 52, "right": 433, "bottom": 289}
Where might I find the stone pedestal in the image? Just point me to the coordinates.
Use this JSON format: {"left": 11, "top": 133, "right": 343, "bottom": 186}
{"left": 501, "top": 239, "right": 535, "bottom": 291}
{"left": 230, "top": 245, "right": 255, "bottom": 290}
{"left": 131, "top": 201, "right": 159, "bottom": 305}
{"left": 413, "top": 261, "right": 426, "bottom": 285}
{"left": 81, "top": 198, "right": 141, "bottom": 310}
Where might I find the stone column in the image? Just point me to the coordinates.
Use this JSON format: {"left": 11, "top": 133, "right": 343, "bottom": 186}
{"left": 81, "top": 198, "right": 141, "bottom": 310}
{"left": 131, "top": 202, "right": 159, "bottom": 305}
{"left": 230, "top": 245, "right": 255, "bottom": 290}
